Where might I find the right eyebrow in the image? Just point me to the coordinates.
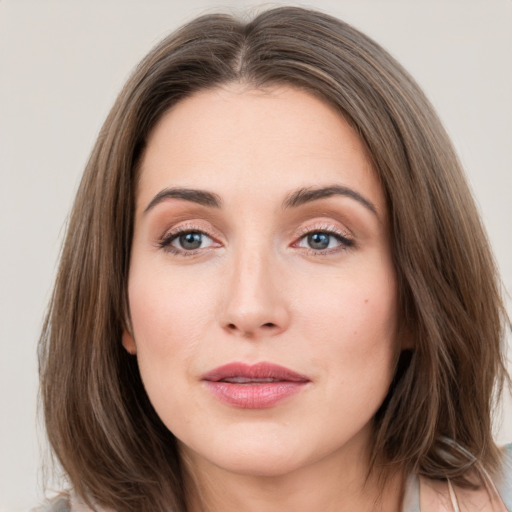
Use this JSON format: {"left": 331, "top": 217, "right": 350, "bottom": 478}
{"left": 143, "top": 187, "right": 222, "bottom": 214}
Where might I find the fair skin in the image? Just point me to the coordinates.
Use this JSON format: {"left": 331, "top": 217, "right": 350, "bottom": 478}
{"left": 123, "top": 85, "right": 404, "bottom": 512}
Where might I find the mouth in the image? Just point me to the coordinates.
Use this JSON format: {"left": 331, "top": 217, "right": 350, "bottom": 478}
{"left": 201, "top": 362, "right": 310, "bottom": 409}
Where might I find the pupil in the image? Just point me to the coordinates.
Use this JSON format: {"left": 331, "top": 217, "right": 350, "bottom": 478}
{"left": 308, "top": 232, "right": 329, "bottom": 250}
{"left": 180, "top": 232, "right": 202, "bottom": 250}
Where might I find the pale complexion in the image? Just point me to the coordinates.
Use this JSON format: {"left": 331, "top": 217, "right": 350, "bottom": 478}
{"left": 124, "top": 85, "right": 404, "bottom": 512}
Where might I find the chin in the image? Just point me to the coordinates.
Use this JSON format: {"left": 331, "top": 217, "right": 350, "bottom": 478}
{"left": 214, "top": 451, "right": 307, "bottom": 478}
{"left": 177, "top": 430, "right": 309, "bottom": 477}
{"left": 240, "top": 448, "right": 306, "bottom": 475}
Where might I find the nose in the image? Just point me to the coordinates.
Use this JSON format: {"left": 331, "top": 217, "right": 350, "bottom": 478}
{"left": 219, "top": 249, "right": 290, "bottom": 339}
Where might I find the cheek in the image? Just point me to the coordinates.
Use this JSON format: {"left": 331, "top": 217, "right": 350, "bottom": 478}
{"left": 128, "top": 264, "right": 217, "bottom": 355}
{"left": 296, "top": 271, "right": 397, "bottom": 344}
{"left": 126, "top": 261, "right": 227, "bottom": 422}
{"left": 294, "top": 264, "right": 399, "bottom": 399}
{"left": 127, "top": 268, "right": 215, "bottom": 421}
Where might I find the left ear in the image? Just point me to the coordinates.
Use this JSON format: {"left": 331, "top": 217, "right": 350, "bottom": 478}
{"left": 122, "top": 330, "right": 137, "bottom": 355}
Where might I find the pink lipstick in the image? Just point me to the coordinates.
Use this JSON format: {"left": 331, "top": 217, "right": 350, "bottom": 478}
{"left": 201, "top": 362, "right": 310, "bottom": 409}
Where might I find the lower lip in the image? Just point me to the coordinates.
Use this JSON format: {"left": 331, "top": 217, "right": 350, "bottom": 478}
{"left": 203, "top": 381, "right": 307, "bottom": 409}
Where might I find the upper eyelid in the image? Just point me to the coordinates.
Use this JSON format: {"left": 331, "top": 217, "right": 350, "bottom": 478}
{"left": 294, "top": 221, "right": 353, "bottom": 239}
{"left": 168, "top": 230, "right": 212, "bottom": 242}
{"left": 164, "top": 226, "right": 211, "bottom": 238}
{"left": 160, "top": 221, "right": 220, "bottom": 240}
{"left": 295, "top": 230, "right": 353, "bottom": 247}
{"left": 156, "top": 218, "right": 354, "bottom": 244}
{"left": 292, "top": 220, "right": 356, "bottom": 251}
{"left": 159, "top": 230, "right": 351, "bottom": 255}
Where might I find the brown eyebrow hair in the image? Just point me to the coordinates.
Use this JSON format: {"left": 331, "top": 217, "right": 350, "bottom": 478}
{"left": 283, "top": 185, "right": 377, "bottom": 214}
{"left": 144, "top": 187, "right": 222, "bottom": 213}
{"left": 144, "top": 185, "right": 377, "bottom": 215}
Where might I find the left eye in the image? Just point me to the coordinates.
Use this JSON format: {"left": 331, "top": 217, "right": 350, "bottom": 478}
{"left": 298, "top": 232, "right": 346, "bottom": 251}
{"left": 170, "top": 231, "right": 214, "bottom": 251}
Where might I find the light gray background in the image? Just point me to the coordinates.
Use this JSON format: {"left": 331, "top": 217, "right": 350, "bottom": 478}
{"left": 1, "top": 1, "right": 511, "bottom": 510}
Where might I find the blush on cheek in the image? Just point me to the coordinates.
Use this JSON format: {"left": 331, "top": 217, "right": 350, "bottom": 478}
{"left": 344, "top": 295, "right": 398, "bottom": 362}
{"left": 129, "top": 274, "right": 217, "bottom": 364}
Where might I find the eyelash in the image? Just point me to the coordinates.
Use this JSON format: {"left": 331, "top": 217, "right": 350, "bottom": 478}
{"left": 293, "top": 224, "right": 355, "bottom": 255}
{"left": 158, "top": 225, "right": 216, "bottom": 257}
{"left": 158, "top": 224, "right": 354, "bottom": 257}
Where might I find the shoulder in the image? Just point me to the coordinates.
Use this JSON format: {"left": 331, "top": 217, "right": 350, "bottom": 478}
{"left": 31, "top": 495, "right": 71, "bottom": 512}
{"left": 33, "top": 491, "right": 103, "bottom": 512}
{"left": 496, "top": 442, "right": 512, "bottom": 509}
{"left": 450, "top": 444, "right": 512, "bottom": 510}
{"left": 403, "top": 444, "right": 512, "bottom": 512}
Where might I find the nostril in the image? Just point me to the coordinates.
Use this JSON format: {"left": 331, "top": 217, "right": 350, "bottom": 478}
{"left": 225, "top": 322, "right": 277, "bottom": 338}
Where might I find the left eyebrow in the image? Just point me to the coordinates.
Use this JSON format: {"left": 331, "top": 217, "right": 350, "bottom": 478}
{"left": 283, "top": 185, "right": 377, "bottom": 216}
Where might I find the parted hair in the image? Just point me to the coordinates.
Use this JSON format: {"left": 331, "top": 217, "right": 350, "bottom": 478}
{"left": 39, "top": 6, "right": 509, "bottom": 511}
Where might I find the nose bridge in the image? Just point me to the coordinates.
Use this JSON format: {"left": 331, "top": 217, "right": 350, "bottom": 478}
{"left": 221, "top": 237, "right": 288, "bottom": 337}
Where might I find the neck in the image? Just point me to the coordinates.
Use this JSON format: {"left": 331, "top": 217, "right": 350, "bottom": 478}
{"left": 180, "top": 436, "right": 405, "bottom": 512}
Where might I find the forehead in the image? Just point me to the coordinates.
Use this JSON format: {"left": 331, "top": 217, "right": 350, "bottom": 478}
{"left": 137, "top": 84, "right": 385, "bottom": 216}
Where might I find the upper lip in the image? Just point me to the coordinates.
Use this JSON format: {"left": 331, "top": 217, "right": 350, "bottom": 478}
{"left": 201, "top": 362, "right": 310, "bottom": 383}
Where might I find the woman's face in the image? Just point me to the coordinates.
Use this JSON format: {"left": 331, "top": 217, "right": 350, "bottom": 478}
{"left": 124, "top": 85, "right": 400, "bottom": 478}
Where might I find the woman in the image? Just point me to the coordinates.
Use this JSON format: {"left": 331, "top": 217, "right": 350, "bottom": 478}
{"left": 38, "top": 6, "right": 511, "bottom": 511}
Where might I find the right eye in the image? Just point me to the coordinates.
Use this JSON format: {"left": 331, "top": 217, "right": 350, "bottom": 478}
{"left": 160, "top": 230, "right": 216, "bottom": 254}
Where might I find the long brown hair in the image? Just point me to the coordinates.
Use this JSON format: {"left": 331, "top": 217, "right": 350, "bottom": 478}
{"left": 39, "top": 6, "right": 509, "bottom": 510}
